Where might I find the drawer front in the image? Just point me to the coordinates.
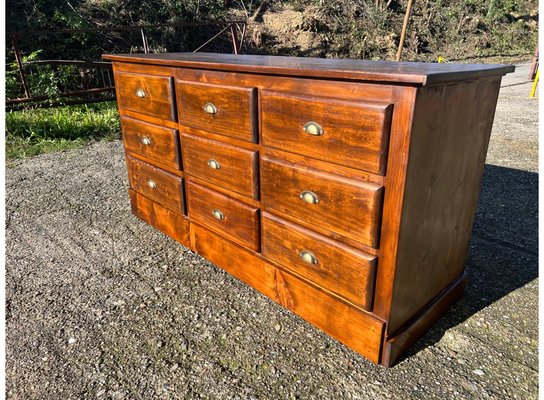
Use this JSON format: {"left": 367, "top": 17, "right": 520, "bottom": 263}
{"left": 122, "top": 117, "right": 180, "bottom": 170}
{"left": 186, "top": 181, "right": 260, "bottom": 251}
{"left": 261, "top": 90, "right": 393, "bottom": 175}
{"left": 115, "top": 72, "right": 176, "bottom": 121}
{"left": 261, "top": 156, "right": 383, "bottom": 248}
{"left": 176, "top": 80, "right": 257, "bottom": 142}
{"left": 262, "top": 213, "right": 377, "bottom": 310}
{"left": 182, "top": 133, "right": 258, "bottom": 198}
{"left": 126, "top": 155, "right": 184, "bottom": 213}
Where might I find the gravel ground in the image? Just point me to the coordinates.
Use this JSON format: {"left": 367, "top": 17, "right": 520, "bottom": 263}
{"left": 6, "top": 63, "right": 538, "bottom": 399}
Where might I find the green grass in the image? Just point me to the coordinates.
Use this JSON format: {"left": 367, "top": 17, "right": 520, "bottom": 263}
{"left": 6, "top": 101, "right": 121, "bottom": 159}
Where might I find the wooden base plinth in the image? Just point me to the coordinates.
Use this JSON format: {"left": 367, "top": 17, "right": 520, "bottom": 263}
{"left": 382, "top": 273, "right": 467, "bottom": 367}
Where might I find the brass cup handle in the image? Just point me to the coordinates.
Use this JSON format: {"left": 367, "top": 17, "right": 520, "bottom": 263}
{"left": 299, "top": 190, "right": 319, "bottom": 204}
{"left": 303, "top": 121, "right": 324, "bottom": 136}
{"left": 207, "top": 159, "right": 221, "bottom": 170}
{"left": 211, "top": 209, "right": 224, "bottom": 220}
{"left": 203, "top": 103, "right": 218, "bottom": 114}
{"left": 141, "top": 136, "right": 152, "bottom": 146}
{"left": 147, "top": 179, "right": 157, "bottom": 189}
{"left": 299, "top": 250, "right": 318, "bottom": 265}
{"left": 136, "top": 88, "right": 146, "bottom": 98}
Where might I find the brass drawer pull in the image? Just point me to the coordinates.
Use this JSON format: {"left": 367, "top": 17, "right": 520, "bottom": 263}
{"left": 207, "top": 159, "right": 221, "bottom": 170}
{"left": 299, "top": 250, "right": 318, "bottom": 265}
{"left": 136, "top": 88, "right": 146, "bottom": 98}
{"left": 211, "top": 209, "right": 224, "bottom": 220}
{"left": 299, "top": 190, "right": 319, "bottom": 204}
{"left": 203, "top": 103, "right": 218, "bottom": 114}
{"left": 147, "top": 179, "right": 157, "bottom": 189}
{"left": 303, "top": 121, "right": 324, "bottom": 136}
{"left": 141, "top": 136, "right": 152, "bottom": 146}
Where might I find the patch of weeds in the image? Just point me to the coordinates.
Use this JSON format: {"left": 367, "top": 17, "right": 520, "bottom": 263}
{"left": 5, "top": 101, "right": 121, "bottom": 159}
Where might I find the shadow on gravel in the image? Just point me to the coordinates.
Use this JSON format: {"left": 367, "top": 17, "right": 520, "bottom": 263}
{"left": 398, "top": 164, "right": 538, "bottom": 363}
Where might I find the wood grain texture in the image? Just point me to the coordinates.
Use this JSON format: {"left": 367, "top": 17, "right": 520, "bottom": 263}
{"left": 104, "top": 52, "right": 514, "bottom": 86}
{"left": 272, "top": 268, "right": 384, "bottom": 363}
{"left": 129, "top": 189, "right": 190, "bottom": 247}
{"left": 121, "top": 116, "right": 180, "bottom": 171}
{"left": 261, "top": 90, "right": 393, "bottom": 175}
{"left": 118, "top": 108, "right": 179, "bottom": 130}
{"left": 181, "top": 133, "right": 259, "bottom": 199}
{"left": 182, "top": 126, "right": 258, "bottom": 151}
{"left": 178, "top": 67, "right": 397, "bottom": 112}
{"left": 260, "top": 155, "right": 384, "bottom": 248}
{"left": 107, "top": 54, "right": 512, "bottom": 366}
{"left": 113, "top": 61, "right": 177, "bottom": 76}
{"left": 115, "top": 72, "right": 175, "bottom": 121}
{"left": 382, "top": 273, "right": 467, "bottom": 367}
{"left": 176, "top": 80, "right": 257, "bottom": 142}
{"left": 186, "top": 175, "right": 260, "bottom": 208}
{"left": 124, "top": 151, "right": 183, "bottom": 177}
{"left": 371, "top": 86, "right": 417, "bottom": 320}
{"left": 262, "top": 147, "right": 384, "bottom": 186}
{"left": 191, "top": 222, "right": 385, "bottom": 363}
{"left": 387, "top": 78, "right": 502, "bottom": 334}
{"left": 126, "top": 155, "right": 184, "bottom": 214}
{"left": 262, "top": 212, "right": 377, "bottom": 310}
{"left": 186, "top": 181, "right": 260, "bottom": 251}
{"left": 260, "top": 207, "right": 379, "bottom": 256}
{"left": 191, "top": 221, "right": 276, "bottom": 293}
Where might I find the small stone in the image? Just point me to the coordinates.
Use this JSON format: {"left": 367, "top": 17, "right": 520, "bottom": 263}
{"left": 68, "top": 337, "right": 77, "bottom": 345}
{"left": 112, "top": 300, "right": 125, "bottom": 306}
{"left": 42, "top": 356, "right": 48, "bottom": 362}
{"left": 274, "top": 324, "right": 281, "bottom": 332}
{"left": 457, "top": 358, "right": 466, "bottom": 365}
{"left": 473, "top": 369, "right": 485, "bottom": 376}
{"left": 170, "top": 363, "right": 179, "bottom": 372}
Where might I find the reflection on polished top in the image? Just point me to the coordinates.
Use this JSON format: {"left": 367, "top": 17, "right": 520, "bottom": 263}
{"left": 103, "top": 52, "right": 515, "bottom": 85}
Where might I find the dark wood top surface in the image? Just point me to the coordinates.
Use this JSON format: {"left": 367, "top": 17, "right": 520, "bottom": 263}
{"left": 103, "top": 52, "right": 514, "bottom": 85}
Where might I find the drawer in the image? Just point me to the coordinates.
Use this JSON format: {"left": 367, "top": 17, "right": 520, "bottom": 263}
{"left": 261, "top": 90, "right": 393, "bottom": 175}
{"left": 115, "top": 72, "right": 176, "bottom": 121}
{"left": 122, "top": 116, "right": 180, "bottom": 170}
{"left": 260, "top": 156, "right": 383, "bottom": 248}
{"left": 186, "top": 181, "right": 260, "bottom": 251}
{"left": 176, "top": 80, "right": 257, "bottom": 142}
{"left": 126, "top": 155, "right": 184, "bottom": 213}
{"left": 262, "top": 213, "right": 376, "bottom": 310}
{"left": 182, "top": 133, "right": 258, "bottom": 199}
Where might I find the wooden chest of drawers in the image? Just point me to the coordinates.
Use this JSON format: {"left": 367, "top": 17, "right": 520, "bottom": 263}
{"left": 103, "top": 52, "right": 513, "bottom": 366}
